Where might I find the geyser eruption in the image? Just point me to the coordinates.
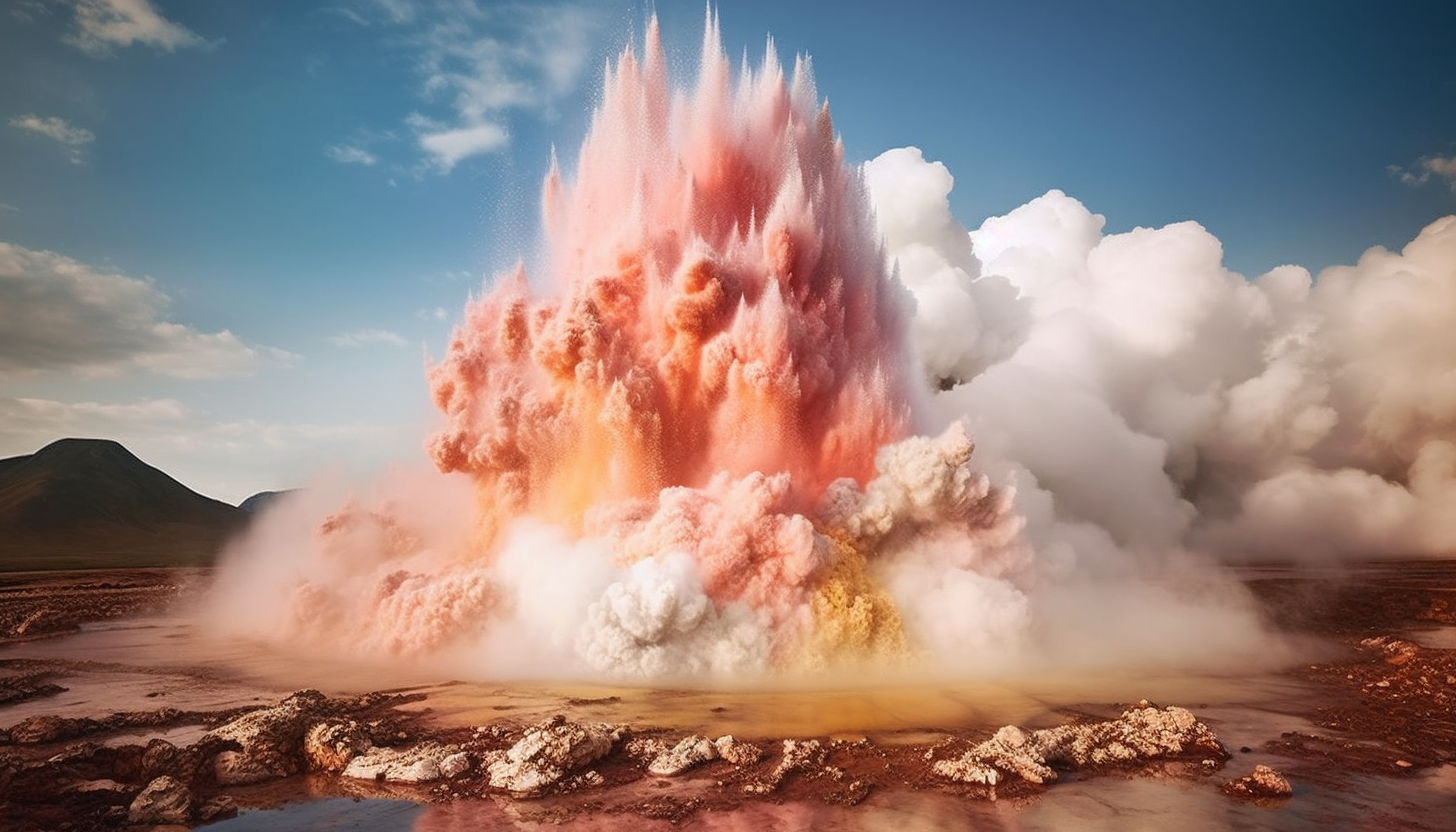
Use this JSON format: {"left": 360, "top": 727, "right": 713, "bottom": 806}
{"left": 214, "top": 13, "right": 1456, "bottom": 681}
{"left": 215, "top": 16, "right": 1027, "bottom": 678}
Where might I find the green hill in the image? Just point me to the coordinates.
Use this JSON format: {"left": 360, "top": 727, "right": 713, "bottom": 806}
{"left": 0, "top": 438, "right": 248, "bottom": 571}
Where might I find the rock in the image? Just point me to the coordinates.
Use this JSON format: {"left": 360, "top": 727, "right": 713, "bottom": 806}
{"left": 342, "top": 742, "right": 468, "bottom": 783}
{"left": 62, "top": 778, "right": 134, "bottom": 796}
{"left": 935, "top": 704, "right": 1225, "bottom": 786}
{"left": 197, "top": 795, "right": 239, "bottom": 823}
{"left": 213, "top": 749, "right": 279, "bottom": 786}
{"left": 1360, "top": 636, "right": 1420, "bottom": 666}
{"left": 744, "top": 739, "right": 825, "bottom": 794}
{"left": 933, "top": 756, "right": 1003, "bottom": 785}
{"left": 141, "top": 738, "right": 180, "bottom": 779}
{"left": 714, "top": 735, "right": 763, "bottom": 766}
{"left": 486, "top": 717, "right": 624, "bottom": 797}
{"left": 624, "top": 737, "right": 669, "bottom": 760}
{"left": 1222, "top": 764, "right": 1293, "bottom": 798}
{"left": 649, "top": 735, "right": 719, "bottom": 775}
{"left": 7, "top": 714, "right": 94, "bottom": 745}
{"left": 440, "top": 752, "right": 471, "bottom": 779}
{"left": 936, "top": 725, "right": 1055, "bottom": 785}
{"left": 205, "top": 689, "right": 327, "bottom": 784}
{"left": 127, "top": 775, "right": 193, "bottom": 825}
{"left": 775, "top": 739, "right": 825, "bottom": 778}
{"left": 570, "top": 770, "right": 605, "bottom": 789}
{"left": 304, "top": 720, "right": 371, "bottom": 772}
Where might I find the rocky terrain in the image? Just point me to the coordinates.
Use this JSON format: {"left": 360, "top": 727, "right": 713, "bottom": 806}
{"left": 0, "top": 683, "right": 1255, "bottom": 831}
{"left": 0, "top": 569, "right": 197, "bottom": 642}
{"left": 0, "top": 562, "right": 1454, "bottom": 829}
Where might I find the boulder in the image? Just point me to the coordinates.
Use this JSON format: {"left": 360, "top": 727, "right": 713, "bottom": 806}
{"left": 304, "top": 720, "right": 371, "bottom": 772}
{"left": 486, "top": 717, "right": 624, "bottom": 797}
{"left": 7, "top": 714, "right": 93, "bottom": 745}
{"left": 198, "top": 795, "right": 240, "bottom": 823}
{"left": 714, "top": 735, "right": 763, "bottom": 766}
{"left": 342, "top": 742, "right": 470, "bottom": 783}
{"left": 743, "top": 739, "right": 825, "bottom": 795}
{"left": 1223, "top": 764, "right": 1294, "bottom": 798}
{"left": 648, "top": 735, "right": 718, "bottom": 775}
{"left": 127, "top": 775, "right": 192, "bottom": 825}
{"left": 204, "top": 689, "right": 327, "bottom": 784}
{"left": 141, "top": 738, "right": 180, "bottom": 779}
{"left": 935, "top": 703, "right": 1225, "bottom": 786}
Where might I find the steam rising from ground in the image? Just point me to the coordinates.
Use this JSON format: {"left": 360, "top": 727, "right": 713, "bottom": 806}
{"left": 868, "top": 148, "right": 1456, "bottom": 564}
{"left": 212, "top": 16, "right": 1456, "bottom": 683}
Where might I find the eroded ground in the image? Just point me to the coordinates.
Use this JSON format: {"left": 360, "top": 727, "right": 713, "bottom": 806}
{"left": 1, "top": 563, "right": 1454, "bottom": 830}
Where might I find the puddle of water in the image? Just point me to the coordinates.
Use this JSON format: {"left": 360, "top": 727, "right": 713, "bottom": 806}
{"left": 3, "top": 610, "right": 1310, "bottom": 742}
{"left": 1406, "top": 627, "right": 1456, "bottom": 650}
{"left": 5, "top": 584, "right": 1454, "bottom": 830}
{"left": 0, "top": 666, "right": 287, "bottom": 724}
{"left": 392, "top": 667, "right": 1298, "bottom": 739}
{"left": 395, "top": 766, "right": 1456, "bottom": 832}
{"left": 206, "top": 797, "right": 422, "bottom": 831}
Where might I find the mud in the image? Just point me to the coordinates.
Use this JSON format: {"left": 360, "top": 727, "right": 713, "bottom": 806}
{"left": 0, "top": 562, "right": 1454, "bottom": 829}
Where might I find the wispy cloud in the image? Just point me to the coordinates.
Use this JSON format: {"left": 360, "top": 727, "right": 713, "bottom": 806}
{"left": 65, "top": 0, "right": 209, "bottom": 56}
{"left": 341, "top": 1, "right": 604, "bottom": 173}
{"left": 325, "top": 143, "right": 379, "bottom": 166}
{"left": 327, "top": 328, "right": 408, "bottom": 348}
{"left": 2, "top": 396, "right": 188, "bottom": 430}
{"left": 408, "top": 116, "right": 507, "bottom": 170}
{"left": 9, "top": 114, "right": 95, "bottom": 163}
{"left": 1388, "top": 153, "right": 1456, "bottom": 193}
{"left": 0, "top": 241, "right": 274, "bottom": 378}
{"left": 373, "top": 0, "right": 417, "bottom": 25}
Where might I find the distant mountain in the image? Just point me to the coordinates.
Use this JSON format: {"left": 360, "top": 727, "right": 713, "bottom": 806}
{"left": 0, "top": 438, "right": 249, "bottom": 571}
{"left": 238, "top": 489, "right": 298, "bottom": 514}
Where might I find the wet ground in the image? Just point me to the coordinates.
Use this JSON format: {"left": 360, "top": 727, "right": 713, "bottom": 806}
{"left": 2, "top": 562, "right": 1455, "bottom": 829}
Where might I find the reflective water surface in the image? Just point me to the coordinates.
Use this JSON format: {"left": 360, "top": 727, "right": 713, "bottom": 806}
{"left": 4, "top": 598, "right": 1456, "bottom": 830}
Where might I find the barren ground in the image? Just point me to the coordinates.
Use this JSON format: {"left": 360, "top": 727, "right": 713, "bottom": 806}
{"left": 2, "top": 562, "right": 1455, "bottom": 830}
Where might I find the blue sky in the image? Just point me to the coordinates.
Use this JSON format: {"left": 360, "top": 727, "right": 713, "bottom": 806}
{"left": 2, "top": 0, "right": 1454, "bottom": 503}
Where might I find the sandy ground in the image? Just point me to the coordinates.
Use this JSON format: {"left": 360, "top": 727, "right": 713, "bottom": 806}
{"left": 1, "top": 562, "right": 1455, "bottom": 830}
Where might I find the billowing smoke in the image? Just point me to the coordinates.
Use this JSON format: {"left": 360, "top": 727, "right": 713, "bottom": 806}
{"left": 867, "top": 147, "right": 1456, "bottom": 565}
{"left": 210, "top": 15, "right": 1455, "bottom": 683}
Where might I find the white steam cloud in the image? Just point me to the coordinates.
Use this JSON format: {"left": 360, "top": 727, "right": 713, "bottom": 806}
{"left": 214, "top": 145, "right": 1456, "bottom": 682}
{"left": 867, "top": 146, "right": 1456, "bottom": 567}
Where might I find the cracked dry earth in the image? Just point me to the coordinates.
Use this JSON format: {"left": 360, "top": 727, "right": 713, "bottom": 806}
{"left": 1, "top": 562, "right": 1455, "bottom": 829}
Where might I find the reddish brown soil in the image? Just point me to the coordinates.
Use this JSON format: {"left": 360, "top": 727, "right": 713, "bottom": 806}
{"left": 0, "top": 569, "right": 197, "bottom": 641}
{"left": 1244, "top": 562, "right": 1456, "bottom": 783}
{"left": 1, "top": 562, "right": 1454, "bottom": 829}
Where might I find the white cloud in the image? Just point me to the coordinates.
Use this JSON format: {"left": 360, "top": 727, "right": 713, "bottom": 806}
{"left": 2, "top": 396, "right": 188, "bottom": 430}
{"left": 326, "top": 144, "right": 379, "bottom": 166}
{"left": 9, "top": 114, "right": 94, "bottom": 163}
{"left": 66, "top": 0, "right": 208, "bottom": 56}
{"left": 415, "top": 120, "right": 508, "bottom": 172}
{"left": 347, "top": 2, "right": 603, "bottom": 172}
{"left": 0, "top": 241, "right": 268, "bottom": 378}
{"left": 327, "top": 328, "right": 409, "bottom": 348}
{"left": 373, "top": 0, "right": 417, "bottom": 25}
{"left": 416, "top": 306, "right": 447, "bottom": 321}
{"left": 1427, "top": 155, "right": 1456, "bottom": 188}
{"left": 1389, "top": 153, "right": 1456, "bottom": 192}
{"left": 867, "top": 149, "right": 1456, "bottom": 562}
